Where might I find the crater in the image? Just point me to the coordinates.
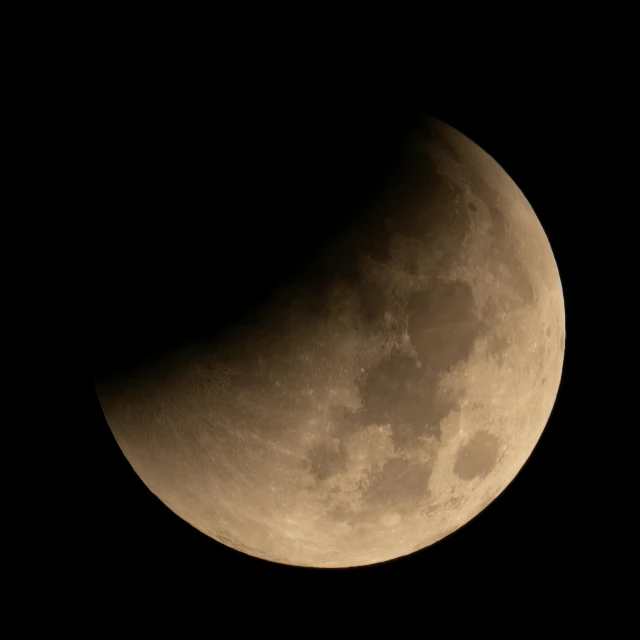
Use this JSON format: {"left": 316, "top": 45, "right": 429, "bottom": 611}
{"left": 356, "top": 350, "right": 455, "bottom": 448}
{"left": 453, "top": 431, "right": 500, "bottom": 481}
{"left": 486, "top": 332, "right": 510, "bottom": 364}
{"left": 327, "top": 457, "right": 433, "bottom": 527}
{"left": 304, "top": 439, "right": 348, "bottom": 482}
{"left": 407, "top": 280, "right": 485, "bottom": 371}
{"left": 360, "top": 457, "right": 432, "bottom": 513}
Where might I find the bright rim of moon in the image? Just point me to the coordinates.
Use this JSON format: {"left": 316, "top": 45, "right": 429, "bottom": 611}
{"left": 97, "top": 116, "right": 565, "bottom": 568}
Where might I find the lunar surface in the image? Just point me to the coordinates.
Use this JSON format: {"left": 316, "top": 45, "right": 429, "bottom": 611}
{"left": 97, "top": 116, "right": 565, "bottom": 568}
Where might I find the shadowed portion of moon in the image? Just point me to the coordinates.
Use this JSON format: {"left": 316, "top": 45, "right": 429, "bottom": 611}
{"left": 96, "top": 115, "right": 565, "bottom": 568}
{"left": 356, "top": 150, "right": 469, "bottom": 275}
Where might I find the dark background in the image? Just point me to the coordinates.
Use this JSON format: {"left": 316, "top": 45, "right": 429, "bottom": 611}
{"left": 85, "top": 52, "right": 592, "bottom": 601}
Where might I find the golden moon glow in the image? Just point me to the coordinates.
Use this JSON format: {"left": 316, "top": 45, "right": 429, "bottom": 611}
{"left": 97, "top": 116, "right": 565, "bottom": 568}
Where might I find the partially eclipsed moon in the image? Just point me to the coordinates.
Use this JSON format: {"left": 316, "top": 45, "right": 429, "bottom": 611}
{"left": 97, "top": 116, "right": 565, "bottom": 568}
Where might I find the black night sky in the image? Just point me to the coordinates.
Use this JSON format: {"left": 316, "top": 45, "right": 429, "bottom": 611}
{"left": 85, "top": 51, "right": 591, "bottom": 601}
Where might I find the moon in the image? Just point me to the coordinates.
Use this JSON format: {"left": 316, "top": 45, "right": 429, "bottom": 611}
{"left": 96, "top": 116, "right": 565, "bottom": 568}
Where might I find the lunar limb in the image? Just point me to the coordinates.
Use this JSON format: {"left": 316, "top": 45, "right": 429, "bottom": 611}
{"left": 97, "top": 117, "right": 565, "bottom": 568}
